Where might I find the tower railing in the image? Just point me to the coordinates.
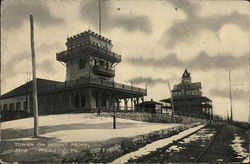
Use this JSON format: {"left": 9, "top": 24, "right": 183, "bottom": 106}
{"left": 93, "top": 65, "right": 115, "bottom": 77}
{"left": 56, "top": 41, "right": 121, "bottom": 62}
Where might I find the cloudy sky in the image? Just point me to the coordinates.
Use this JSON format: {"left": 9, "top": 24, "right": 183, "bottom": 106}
{"left": 1, "top": 0, "right": 249, "bottom": 121}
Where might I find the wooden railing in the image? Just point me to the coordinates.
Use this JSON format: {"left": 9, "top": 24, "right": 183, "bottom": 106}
{"left": 93, "top": 65, "right": 115, "bottom": 77}
{"left": 56, "top": 41, "right": 121, "bottom": 62}
{"left": 36, "top": 77, "right": 147, "bottom": 95}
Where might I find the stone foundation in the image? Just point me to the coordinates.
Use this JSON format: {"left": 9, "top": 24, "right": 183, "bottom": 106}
{"left": 100, "top": 112, "right": 208, "bottom": 124}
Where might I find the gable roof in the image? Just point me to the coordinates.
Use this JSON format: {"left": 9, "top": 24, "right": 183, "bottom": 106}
{"left": 1, "top": 78, "right": 62, "bottom": 99}
{"left": 172, "top": 82, "right": 201, "bottom": 91}
{"left": 135, "top": 100, "right": 162, "bottom": 107}
{"left": 160, "top": 96, "right": 212, "bottom": 103}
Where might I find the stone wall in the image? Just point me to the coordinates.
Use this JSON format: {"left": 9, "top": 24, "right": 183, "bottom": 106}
{"left": 62, "top": 122, "right": 202, "bottom": 163}
{"left": 100, "top": 112, "right": 208, "bottom": 124}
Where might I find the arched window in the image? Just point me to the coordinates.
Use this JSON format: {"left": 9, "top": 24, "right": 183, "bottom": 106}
{"left": 95, "top": 97, "right": 99, "bottom": 107}
{"left": 75, "top": 95, "right": 80, "bottom": 108}
{"left": 99, "top": 60, "right": 105, "bottom": 66}
{"left": 101, "top": 97, "right": 107, "bottom": 107}
{"left": 79, "top": 59, "right": 86, "bottom": 69}
{"left": 81, "top": 95, "right": 85, "bottom": 107}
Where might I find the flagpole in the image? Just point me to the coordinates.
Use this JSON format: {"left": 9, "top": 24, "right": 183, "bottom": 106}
{"left": 99, "top": 0, "right": 101, "bottom": 34}
{"left": 30, "top": 15, "right": 39, "bottom": 137}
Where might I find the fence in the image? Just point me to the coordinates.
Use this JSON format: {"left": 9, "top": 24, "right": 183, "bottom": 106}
{"left": 100, "top": 111, "right": 208, "bottom": 124}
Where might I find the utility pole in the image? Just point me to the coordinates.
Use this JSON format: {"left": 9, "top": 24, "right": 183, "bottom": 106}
{"left": 99, "top": 0, "right": 101, "bottom": 34}
{"left": 168, "top": 82, "right": 175, "bottom": 123}
{"left": 229, "top": 70, "right": 233, "bottom": 122}
{"left": 226, "top": 109, "right": 229, "bottom": 122}
{"left": 0, "top": 7, "right": 1, "bottom": 122}
{"left": 30, "top": 15, "right": 39, "bottom": 137}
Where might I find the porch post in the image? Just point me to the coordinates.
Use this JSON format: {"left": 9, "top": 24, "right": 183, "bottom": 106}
{"left": 69, "top": 94, "right": 72, "bottom": 109}
{"left": 113, "top": 96, "right": 119, "bottom": 129}
{"left": 124, "top": 98, "right": 128, "bottom": 111}
{"left": 130, "top": 98, "right": 133, "bottom": 110}
{"left": 79, "top": 94, "right": 82, "bottom": 108}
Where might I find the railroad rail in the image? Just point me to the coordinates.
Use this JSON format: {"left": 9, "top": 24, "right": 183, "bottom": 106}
{"left": 127, "top": 125, "right": 207, "bottom": 163}
{"left": 194, "top": 126, "right": 221, "bottom": 162}
{"left": 128, "top": 124, "right": 221, "bottom": 163}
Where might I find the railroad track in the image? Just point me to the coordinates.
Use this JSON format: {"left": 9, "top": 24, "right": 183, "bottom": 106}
{"left": 194, "top": 125, "right": 221, "bottom": 162}
{"left": 128, "top": 124, "right": 221, "bottom": 163}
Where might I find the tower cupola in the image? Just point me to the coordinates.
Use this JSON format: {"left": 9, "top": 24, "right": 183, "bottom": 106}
{"left": 182, "top": 69, "right": 191, "bottom": 83}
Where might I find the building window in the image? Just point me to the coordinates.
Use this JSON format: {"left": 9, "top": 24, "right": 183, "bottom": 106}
{"left": 79, "top": 59, "right": 86, "bottom": 69}
{"left": 23, "top": 101, "right": 27, "bottom": 111}
{"left": 9, "top": 103, "right": 15, "bottom": 111}
{"left": 95, "top": 97, "right": 99, "bottom": 108}
{"left": 3, "top": 104, "right": 8, "bottom": 111}
{"left": 75, "top": 95, "right": 80, "bottom": 108}
{"left": 16, "top": 102, "right": 21, "bottom": 111}
{"left": 99, "top": 60, "right": 105, "bottom": 67}
{"left": 81, "top": 95, "right": 85, "bottom": 107}
{"left": 101, "top": 97, "right": 107, "bottom": 107}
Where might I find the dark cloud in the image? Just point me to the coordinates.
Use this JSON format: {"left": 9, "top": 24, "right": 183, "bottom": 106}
{"left": 2, "top": 52, "right": 30, "bottom": 80}
{"left": 127, "top": 52, "right": 248, "bottom": 71}
{"left": 210, "top": 88, "right": 248, "bottom": 101}
{"left": 3, "top": 52, "right": 57, "bottom": 81}
{"left": 129, "top": 77, "right": 171, "bottom": 87}
{"left": 37, "top": 59, "right": 57, "bottom": 74}
{"left": 2, "top": 0, "right": 64, "bottom": 30}
{"left": 38, "top": 42, "right": 64, "bottom": 53}
{"left": 165, "top": 0, "right": 249, "bottom": 47}
{"left": 79, "top": 0, "right": 152, "bottom": 34}
{"left": 171, "top": 0, "right": 200, "bottom": 17}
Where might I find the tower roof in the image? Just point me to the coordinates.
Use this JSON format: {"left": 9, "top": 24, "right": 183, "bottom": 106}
{"left": 0, "top": 78, "right": 62, "bottom": 99}
{"left": 182, "top": 69, "right": 190, "bottom": 78}
{"left": 67, "top": 30, "right": 112, "bottom": 45}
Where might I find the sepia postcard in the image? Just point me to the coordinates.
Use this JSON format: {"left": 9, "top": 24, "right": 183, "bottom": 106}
{"left": 0, "top": 0, "right": 249, "bottom": 163}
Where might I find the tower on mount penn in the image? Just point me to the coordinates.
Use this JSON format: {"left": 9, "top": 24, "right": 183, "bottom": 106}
{"left": 56, "top": 30, "right": 121, "bottom": 82}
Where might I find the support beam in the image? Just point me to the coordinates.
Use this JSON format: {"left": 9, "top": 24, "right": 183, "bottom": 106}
{"left": 53, "top": 93, "right": 56, "bottom": 112}
{"left": 136, "top": 97, "right": 139, "bottom": 105}
{"left": 113, "top": 96, "right": 119, "bottom": 129}
{"left": 60, "top": 93, "right": 63, "bottom": 111}
{"left": 97, "top": 94, "right": 101, "bottom": 115}
{"left": 69, "top": 94, "right": 72, "bottom": 109}
{"left": 79, "top": 94, "right": 82, "bottom": 108}
{"left": 130, "top": 98, "right": 133, "bottom": 110}
{"left": 141, "top": 97, "right": 144, "bottom": 102}
{"left": 124, "top": 98, "right": 128, "bottom": 111}
{"left": 168, "top": 82, "right": 175, "bottom": 123}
